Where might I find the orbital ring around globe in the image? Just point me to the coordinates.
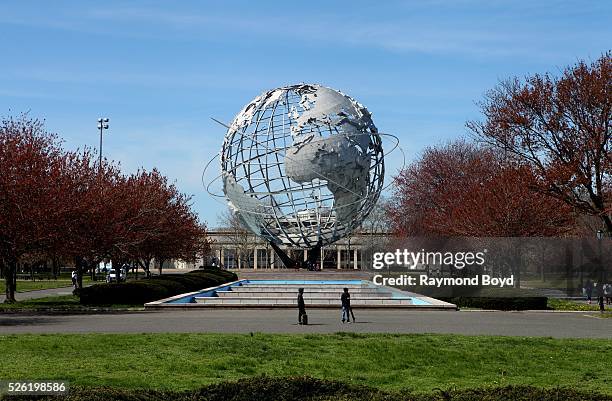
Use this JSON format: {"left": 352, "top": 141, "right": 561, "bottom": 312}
{"left": 202, "top": 83, "right": 403, "bottom": 249}
{"left": 202, "top": 131, "right": 403, "bottom": 202}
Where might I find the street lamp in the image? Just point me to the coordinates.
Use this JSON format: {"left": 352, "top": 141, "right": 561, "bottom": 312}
{"left": 597, "top": 230, "right": 605, "bottom": 284}
{"left": 97, "top": 117, "right": 110, "bottom": 170}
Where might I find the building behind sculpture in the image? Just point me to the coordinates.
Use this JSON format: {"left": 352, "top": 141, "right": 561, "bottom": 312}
{"left": 199, "top": 227, "right": 388, "bottom": 270}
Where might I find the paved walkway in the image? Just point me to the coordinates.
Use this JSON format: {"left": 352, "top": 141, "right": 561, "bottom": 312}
{"left": 1, "top": 309, "right": 610, "bottom": 338}
{"left": 0, "top": 286, "right": 75, "bottom": 303}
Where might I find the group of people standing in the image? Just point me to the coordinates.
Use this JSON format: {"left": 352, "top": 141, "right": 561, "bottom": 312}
{"left": 583, "top": 279, "right": 612, "bottom": 312}
{"left": 297, "top": 287, "right": 355, "bottom": 325}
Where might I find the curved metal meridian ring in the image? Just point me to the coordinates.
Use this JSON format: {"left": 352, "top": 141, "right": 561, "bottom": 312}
{"left": 203, "top": 131, "right": 403, "bottom": 205}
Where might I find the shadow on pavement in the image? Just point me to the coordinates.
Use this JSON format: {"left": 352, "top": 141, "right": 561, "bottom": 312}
{"left": 0, "top": 316, "right": 65, "bottom": 327}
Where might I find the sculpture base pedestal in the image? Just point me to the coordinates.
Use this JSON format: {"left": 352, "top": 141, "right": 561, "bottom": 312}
{"left": 269, "top": 242, "right": 322, "bottom": 270}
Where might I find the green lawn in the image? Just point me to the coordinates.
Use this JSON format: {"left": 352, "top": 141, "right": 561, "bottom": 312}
{"left": 0, "top": 333, "right": 610, "bottom": 394}
{"left": 547, "top": 298, "right": 608, "bottom": 311}
{"left": 1, "top": 273, "right": 163, "bottom": 293}
{"left": 0, "top": 295, "right": 80, "bottom": 309}
{"left": 0, "top": 278, "right": 97, "bottom": 293}
{"left": 0, "top": 295, "right": 141, "bottom": 311}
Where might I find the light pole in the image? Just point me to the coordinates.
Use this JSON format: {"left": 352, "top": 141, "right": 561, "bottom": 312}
{"left": 97, "top": 117, "right": 109, "bottom": 170}
{"left": 597, "top": 230, "right": 605, "bottom": 283}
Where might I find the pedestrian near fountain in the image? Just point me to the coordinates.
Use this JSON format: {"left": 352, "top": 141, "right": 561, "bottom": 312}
{"left": 341, "top": 288, "right": 351, "bottom": 323}
{"left": 297, "top": 288, "right": 307, "bottom": 325}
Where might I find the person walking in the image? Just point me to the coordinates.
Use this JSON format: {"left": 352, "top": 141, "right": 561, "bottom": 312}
{"left": 297, "top": 288, "right": 307, "bottom": 325}
{"left": 596, "top": 282, "right": 605, "bottom": 313}
{"left": 604, "top": 283, "right": 612, "bottom": 305}
{"left": 71, "top": 270, "right": 77, "bottom": 289}
{"left": 585, "top": 279, "right": 593, "bottom": 304}
{"left": 341, "top": 288, "right": 351, "bottom": 323}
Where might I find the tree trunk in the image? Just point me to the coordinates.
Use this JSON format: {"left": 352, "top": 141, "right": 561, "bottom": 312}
{"left": 4, "top": 258, "right": 17, "bottom": 303}
{"left": 73, "top": 256, "right": 84, "bottom": 295}
{"left": 144, "top": 259, "right": 151, "bottom": 279}
{"left": 512, "top": 241, "right": 522, "bottom": 289}
{"left": 540, "top": 245, "right": 545, "bottom": 282}
{"left": 601, "top": 213, "right": 612, "bottom": 235}
{"left": 136, "top": 258, "right": 151, "bottom": 279}
{"left": 158, "top": 259, "right": 165, "bottom": 276}
{"left": 52, "top": 257, "right": 58, "bottom": 280}
{"left": 114, "top": 259, "right": 122, "bottom": 283}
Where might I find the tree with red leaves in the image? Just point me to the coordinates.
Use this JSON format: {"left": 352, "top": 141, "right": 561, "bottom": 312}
{"left": 66, "top": 154, "right": 126, "bottom": 289}
{"left": 388, "top": 140, "right": 575, "bottom": 237}
{"left": 468, "top": 53, "right": 611, "bottom": 235}
{"left": 1, "top": 115, "right": 210, "bottom": 303}
{"left": 0, "top": 116, "right": 74, "bottom": 302}
{"left": 121, "top": 169, "right": 210, "bottom": 276}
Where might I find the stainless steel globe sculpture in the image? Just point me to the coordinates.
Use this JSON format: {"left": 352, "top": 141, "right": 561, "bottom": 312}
{"left": 220, "top": 83, "right": 384, "bottom": 251}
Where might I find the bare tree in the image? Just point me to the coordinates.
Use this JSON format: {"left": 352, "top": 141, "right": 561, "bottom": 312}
{"left": 216, "top": 208, "right": 255, "bottom": 268}
{"left": 360, "top": 196, "right": 391, "bottom": 268}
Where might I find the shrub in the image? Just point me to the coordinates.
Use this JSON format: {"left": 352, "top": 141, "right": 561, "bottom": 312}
{"left": 80, "top": 268, "right": 237, "bottom": 306}
{"left": 3, "top": 377, "right": 611, "bottom": 401}
{"left": 443, "top": 296, "right": 548, "bottom": 310}
{"left": 409, "top": 285, "right": 549, "bottom": 310}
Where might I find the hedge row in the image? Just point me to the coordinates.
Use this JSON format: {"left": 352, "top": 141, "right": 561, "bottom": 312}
{"left": 441, "top": 296, "right": 548, "bottom": 310}
{"left": 79, "top": 268, "right": 237, "bottom": 305}
{"left": 4, "top": 376, "right": 611, "bottom": 401}
{"left": 404, "top": 286, "right": 549, "bottom": 310}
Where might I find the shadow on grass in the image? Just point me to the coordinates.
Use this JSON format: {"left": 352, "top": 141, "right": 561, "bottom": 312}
{"left": 1, "top": 376, "right": 610, "bottom": 401}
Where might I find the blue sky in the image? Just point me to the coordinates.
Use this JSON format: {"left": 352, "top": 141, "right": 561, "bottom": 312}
{"left": 1, "top": 1, "right": 610, "bottom": 227}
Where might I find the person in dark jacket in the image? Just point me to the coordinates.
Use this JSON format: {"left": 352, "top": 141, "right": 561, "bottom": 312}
{"left": 297, "top": 288, "right": 307, "bottom": 325}
{"left": 585, "top": 279, "right": 593, "bottom": 304}
{"left": 341, "top": 288, "right": 352, "bottom": 323}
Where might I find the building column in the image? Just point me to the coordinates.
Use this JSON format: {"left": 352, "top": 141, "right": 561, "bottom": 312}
{"left": 353, "top": 248, "right": 358, "bottom": 269}
{"left": 270, "top": 248, "right": 274, "bottom": 269}
{"left": 220, "top": 248, "right": 225, "bottom": 268}
{"left": 337, "top": 247, "right": 341, "bottom": 269}
{"left": 303, "top": 249, "right": 307, "bottom": 262}
{"left": 254, "top": 247, "right": 258, "bottom": 270}
{"left": 320, "top": 247, "right": 324, "bottom": 270}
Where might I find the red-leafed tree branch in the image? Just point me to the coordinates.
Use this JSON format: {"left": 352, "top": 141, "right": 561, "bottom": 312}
{"left": 467, "top": 53, "right": 611, "bottom": 234}
{"left": 387, "top": 140, "right": 575, "bottom": 237}
{"left": 0, "top": 115, "right": 210, "bottom": 303}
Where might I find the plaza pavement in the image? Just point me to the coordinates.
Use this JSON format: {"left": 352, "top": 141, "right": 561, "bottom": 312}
{"left": 1, "top": 308, "right": 610, "bottom": 338}
{"left": 1, "top": 271, "right": 610, "bottom": 338}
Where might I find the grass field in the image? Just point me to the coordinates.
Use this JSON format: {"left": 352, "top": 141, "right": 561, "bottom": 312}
{"left": 1, "top": 273, "right": 166, "bottom": 293}
{"left": 547, "top": 298, "right": 608, "bottom": 311}
{"left": 0, "top": 333, "right": 610, "bottom": 394}
{"left": 0, "top": 295, "right": 140, "bottom": 311}
{"left": 0, "top": 278, "right": 95, "bottom": 293}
